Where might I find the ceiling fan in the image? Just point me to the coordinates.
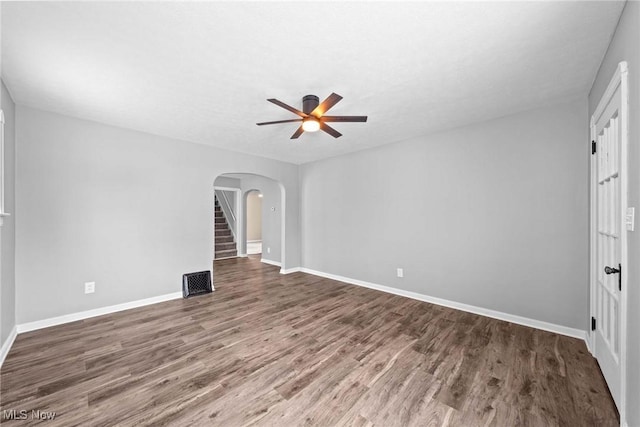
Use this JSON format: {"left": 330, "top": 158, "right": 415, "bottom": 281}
{"left": 256, "top": 93, "right": 367, "bottom": 139}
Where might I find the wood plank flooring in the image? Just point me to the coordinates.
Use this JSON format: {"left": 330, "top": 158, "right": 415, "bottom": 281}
{"left": 1, "top": 257, "right": 618, "bottom": 426}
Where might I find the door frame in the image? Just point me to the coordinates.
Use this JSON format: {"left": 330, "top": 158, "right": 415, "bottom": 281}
{"left": 588, "top": 60, "right": 628, "bottom": 422}
{"left": 244, "top": 189, "right": 263, "bottom": 255}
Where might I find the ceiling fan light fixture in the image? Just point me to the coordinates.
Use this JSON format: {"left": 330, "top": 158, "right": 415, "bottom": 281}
{"left": 302, "top": 117, "right": 320, "bottom": 132}
{"left": 258, "top": 93, "right": 366, "bottom": 139}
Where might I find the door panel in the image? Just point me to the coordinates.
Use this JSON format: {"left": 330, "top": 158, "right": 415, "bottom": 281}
{"left": 592, "top": 65, "right": 627, "bottom": 412}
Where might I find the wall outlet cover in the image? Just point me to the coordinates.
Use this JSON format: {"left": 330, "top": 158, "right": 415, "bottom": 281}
{"left": 626, "top": 207, "right": 635, "bottom": 231}
{"left": 84, "top": 282, "right": 95, "bottom": 294}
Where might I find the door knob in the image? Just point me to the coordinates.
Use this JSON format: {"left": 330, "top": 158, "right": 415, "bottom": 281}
{"left": 604, "top": 265, "right": 620, "bottom": 275}
{"left": 604, "top": 263, "right": 622, "bottom": 291}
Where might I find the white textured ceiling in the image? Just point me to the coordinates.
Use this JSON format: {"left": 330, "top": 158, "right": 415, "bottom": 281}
{"left": 1, "top": 1, "right": 625, "bottom": 164}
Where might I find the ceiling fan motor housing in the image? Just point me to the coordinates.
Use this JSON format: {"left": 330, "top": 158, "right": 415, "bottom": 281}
{"left": 302, "top": 95, "right": 320, "bottom": 114}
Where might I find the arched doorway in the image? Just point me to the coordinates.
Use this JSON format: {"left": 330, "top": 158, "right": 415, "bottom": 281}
{"left": 213, "top": 173, "right": 286, "bottom": 267}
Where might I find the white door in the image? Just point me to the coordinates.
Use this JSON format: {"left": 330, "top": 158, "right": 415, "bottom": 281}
{"left": 591, "top": 61, "right": 628, "bottom": 414}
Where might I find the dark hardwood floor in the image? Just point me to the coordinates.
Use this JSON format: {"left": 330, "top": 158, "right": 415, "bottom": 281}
{"left": 1, "top": 257, "right": 618, "bottom": 426}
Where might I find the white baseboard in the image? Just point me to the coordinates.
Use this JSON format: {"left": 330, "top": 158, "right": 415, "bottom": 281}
{"left": 260, "top": 258, "right": 281, "bottom": 267}
{"left": 0, "top": 325, "right": 18, "bottom": 368}
{"left": 585, "top": 332, "right": 594, "bottom": 355}
{"left": 280, "top": 267, "right": 301, "bottom": 275}
{"left": 17, "top": 292, "right": 183, "bottom": 334}
{"left": 4, "top": 269, "right": 588, "bottom": 367}
{"left": 300, "top": 268, "right": 587, "bottom": 341}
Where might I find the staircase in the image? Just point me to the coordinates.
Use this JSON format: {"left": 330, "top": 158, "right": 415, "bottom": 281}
{"left": 214, "top": 196, "right": 237, "bottom": 259}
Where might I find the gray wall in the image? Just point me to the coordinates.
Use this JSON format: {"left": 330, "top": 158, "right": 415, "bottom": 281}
{"left": 588, "top": 2, "right": 640, "bottom": 425}
{"left": 1, "top": 81, "right": 16, "bottom": 346}
{"left": 246, "top": 191, "right": 262, "bottom": 242}
{"left": 15, "top": 106, "right": 300, "bottom": 324}
{"left": 301, "top": 99, "right": 588, "bottom": 329}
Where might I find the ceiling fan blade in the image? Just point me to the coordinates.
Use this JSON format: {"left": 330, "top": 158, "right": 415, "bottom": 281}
{"left": 321, "top": 116, "right": 368, "bottom": 123}
{"left": 311, "top": 93, "right": 343, "bottom": 117}
{"left": 256, "top": 119, "right": 303, "bottom": 126}
{"left": 268, "top": 99, "right": 307, "bottom": 118}
{"left": 290, "top": 125, "right": 305, "bottom": 139}
{"left": 320, "top": 122, "right": 342, "bottom": 138}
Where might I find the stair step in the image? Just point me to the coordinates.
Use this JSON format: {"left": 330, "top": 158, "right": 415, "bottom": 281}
{"left": 214, "top": 196, "right": 234, "bottom": 253}
{"left": 215, "top": 249, "right": 237, "bottom": 259}
{"left": 215, "top": 235, "right": 234, "bottom": 243}
{"left": 215, "top": 242, "right": 236, "bottom": 251}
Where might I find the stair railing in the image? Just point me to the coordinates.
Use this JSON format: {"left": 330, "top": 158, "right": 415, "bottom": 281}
{"left": 215, "top": 189, "right": 237, "bottom": 240}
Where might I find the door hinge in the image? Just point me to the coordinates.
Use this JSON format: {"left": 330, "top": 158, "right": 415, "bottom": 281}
{"left": 591, "top": 316, "right": 596, "bottom": 331}
{"left": 592, "top": 140, "right": 597, "bottom": 155}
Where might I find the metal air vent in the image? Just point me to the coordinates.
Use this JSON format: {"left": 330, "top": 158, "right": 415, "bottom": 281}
{"left": 182, "top": 271, "right": 213, "bottom": 298}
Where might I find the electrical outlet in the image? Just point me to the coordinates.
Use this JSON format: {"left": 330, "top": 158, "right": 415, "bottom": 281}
{"left": 267, "top": 247, "right": 271, "bottom": 254}
{"left": 85, "top": 282, "right": 95, "bottom": 294}
{"left": 397, "top": 268, "right": 404, "bottom": 278}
